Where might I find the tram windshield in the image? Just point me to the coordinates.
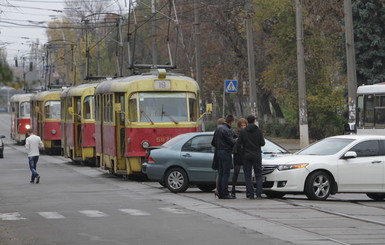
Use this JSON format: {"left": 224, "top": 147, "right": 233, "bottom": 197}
{"left": 131, "top": 92, "right": 197, "bottom": 123}
{"left": 20, "top": 102, "right": 30, "bottom": 118}
{"left": 44, "top": 101, "right": 61, "bottom": 119}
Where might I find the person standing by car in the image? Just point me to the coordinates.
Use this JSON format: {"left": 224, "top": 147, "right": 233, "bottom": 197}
{"left": 236, "top": 115, "right": 265, "bottom": 199}
{"left": 211, "top": 115, "right": 236, "bottom": 199}
{"left": 231, "top": 117, "right": 247, "bottom": 198}
{"left": 212, "top": 118, "right": 225, "bottom": 197}
{"left": 25, "top": 129, "right": 44, "bottom": 184}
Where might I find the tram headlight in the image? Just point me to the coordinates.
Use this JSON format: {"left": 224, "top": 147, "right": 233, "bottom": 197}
{"left": 25, "top": 124, "right": 31, "bottom": 130}
{"left": 141, "top": 141, "right": 150, "bottom": 148}
{"left": 51, "top": 129, "right": 57, "bottom": 135}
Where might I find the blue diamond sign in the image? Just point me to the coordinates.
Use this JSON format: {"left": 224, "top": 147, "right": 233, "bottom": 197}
{"left": 224, "top": 80, "right": 238, "bottom": 93}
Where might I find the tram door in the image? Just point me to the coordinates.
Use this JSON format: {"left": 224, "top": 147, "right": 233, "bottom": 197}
{"left": 74, "top": 97, "right": 82, "bottom": 158}
{"left": 115, "top": 93, "right": 126, "bottom": 172}
{"left": 37, "top": 102, "right": 43, "bottom": 139}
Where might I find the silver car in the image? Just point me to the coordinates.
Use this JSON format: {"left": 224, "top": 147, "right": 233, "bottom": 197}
{"left": 143, "top": 132, "right": 289, "bottom": 193}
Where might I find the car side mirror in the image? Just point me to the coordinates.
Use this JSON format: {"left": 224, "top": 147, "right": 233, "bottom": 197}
{"left": 343, "top": 151, "right": 357, "bottom": 159}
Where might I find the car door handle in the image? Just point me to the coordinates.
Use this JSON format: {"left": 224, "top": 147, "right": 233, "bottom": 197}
{"left": 371, "top": 160, "right": 382, "bottom": 164}
{"left": 182, "top": 153, "right": 192, "bottom": 158}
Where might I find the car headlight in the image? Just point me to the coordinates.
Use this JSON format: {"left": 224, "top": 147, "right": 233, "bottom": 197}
{"left": 277, "top": 163, "right": 308, "bottom": 171}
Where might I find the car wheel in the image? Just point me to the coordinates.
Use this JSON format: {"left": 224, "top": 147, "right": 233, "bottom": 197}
{"left": 304, "top": 171, "right": 332, "bottom": 200}
{"left": 165, "top": 167, "right": 189, "bottom": 193}
{"left": 196, "top": 184, "right": 216, "bottom": 192}
{"left": 366, "top": 193, "right": 385, "bottom": 201}
{"left": 264, "top": 191, "right": 285, "bottom": 199}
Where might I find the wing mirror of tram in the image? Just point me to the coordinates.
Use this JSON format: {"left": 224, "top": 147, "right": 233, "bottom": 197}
{"left": 343, "top": 151, "right": 357, "bottom": 159}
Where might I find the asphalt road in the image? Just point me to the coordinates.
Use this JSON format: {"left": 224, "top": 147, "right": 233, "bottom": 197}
{"left": 1, "top": 113, "right": 385, "bottom": 245}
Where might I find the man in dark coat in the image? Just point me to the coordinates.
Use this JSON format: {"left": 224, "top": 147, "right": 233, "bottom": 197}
{"left": 211, "top": 115, "right": 236, "bottom": 199}
{"left": 236, "top": 115, "right": 265, "bottom": 199}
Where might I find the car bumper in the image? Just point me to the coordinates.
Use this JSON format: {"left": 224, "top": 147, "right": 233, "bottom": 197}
{"left": 142, "top": 163, "right": 165, "bottom": 181}
{"left": 263, "top": 168, "right": 309, "bottom": 193}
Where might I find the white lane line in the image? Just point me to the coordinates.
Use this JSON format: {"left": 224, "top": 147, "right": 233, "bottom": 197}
{"left": 159, "top": 207, "right": 187, "bottom": 214}
{"left": 119, "top": 209, "right": 150, "bottom": 216}
{"left": 38, "top": 212, "right": 65, "bottom": 219}
{"left": 79, "top": 210, "right": 107, "bottom": 218}
{"left": 0, "top": 212, "right": 27, "bottom": 221}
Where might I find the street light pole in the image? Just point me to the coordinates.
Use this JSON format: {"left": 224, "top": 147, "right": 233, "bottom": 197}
{"left": 344, "top": 0, "right": 357, "bottom": 123}
{"left": 295, "top": 0, "right": 309, "bottom": 148}
{"left": 245, "top": 0, "right": 258, "bottom": 116}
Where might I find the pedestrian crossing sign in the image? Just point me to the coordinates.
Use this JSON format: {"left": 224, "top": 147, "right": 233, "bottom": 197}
{"left": 224, "top": 80, "right": 238, "bottom": 93}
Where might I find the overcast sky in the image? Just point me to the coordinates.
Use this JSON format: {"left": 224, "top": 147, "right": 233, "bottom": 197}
{"left": 0, "top": 0, "right": 129, "bottom": 65}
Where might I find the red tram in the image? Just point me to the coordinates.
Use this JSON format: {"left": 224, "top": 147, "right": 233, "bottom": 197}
{"left": 94, "top": 69, "right": 200, "bottom": 175}
{"left": 10, "top": 93, "right": 33, "bottom": 144}
{"left": 30, "top": 90, "right": 62, "bottom": 154}
{"left": 61, "top": 83, "right": 97, "bottom": 165}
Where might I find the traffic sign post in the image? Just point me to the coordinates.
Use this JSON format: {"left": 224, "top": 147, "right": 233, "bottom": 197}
{"left": 223, "top": 80, "right": 238, "bottom": 117}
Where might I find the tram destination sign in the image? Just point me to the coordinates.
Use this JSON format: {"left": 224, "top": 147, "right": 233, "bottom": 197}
{"left": 154, "top": 80, "right": 171, "bottom": 89}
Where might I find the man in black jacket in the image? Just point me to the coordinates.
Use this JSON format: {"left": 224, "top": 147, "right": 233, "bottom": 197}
{"left": 236, "top": 115, "right": 265, "bottom": 199}
{"left": 211, "top": 115, "right": 236, "bottom": 199}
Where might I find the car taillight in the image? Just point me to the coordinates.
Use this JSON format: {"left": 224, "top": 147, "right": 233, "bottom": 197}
{"left": 148, "top": 156, "right": 155, "bottom": 163}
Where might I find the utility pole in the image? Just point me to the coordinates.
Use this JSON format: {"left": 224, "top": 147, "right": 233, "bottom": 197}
{"left": 245, "top": 0, "right": 258, "bottom": 116}
{"left": 344, "top": 0, "right": 357, "bottom": 122}
{"left": 151, "top": 0, "right": 158, "bottom": 67}
{"left": 295, "top": 0, "right": 309, "bottom": 148}
{"left": 194, "top": 0, "right": 203, "bottom": 111}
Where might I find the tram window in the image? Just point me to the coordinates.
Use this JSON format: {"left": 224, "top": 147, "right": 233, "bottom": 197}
{"left": 44, "top": 101, "right": 61, "bottom": 119}
{"left": 364, "top": 95, "right": 374, "bottom": 127}
{"left": 20, "top": 102, "right": 30, "bottom": 118}
{"left": 188, "top": 93, "right": 197, "bottom": 121}
{"left": 138, "top": 92, "right": 188, "bottom": 122}
{"left": 129, "top": 94, "right": 138, "bottom": 122}
{"left": 67, "top": 98, "right": 72, "bottom": 121}
{"left": 82, "top": 96, "right": 94, "bottom": 120}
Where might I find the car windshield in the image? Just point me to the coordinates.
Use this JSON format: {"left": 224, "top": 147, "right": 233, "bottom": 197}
{"left": 263, "top": 140, "right": 288, "bottom": 154}
{"left": 163, "top": 133, "right": 192, "bottom": 148}
{"left": 297, "top": 138, "right": 354, "bottom": 155}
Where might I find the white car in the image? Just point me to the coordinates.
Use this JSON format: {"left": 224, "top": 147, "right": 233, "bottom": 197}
{"left": 262, "top": 135, "right": 385, "bottom": 201}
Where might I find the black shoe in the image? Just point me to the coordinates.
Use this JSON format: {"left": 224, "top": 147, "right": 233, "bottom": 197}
{"left": 231, "top": 192, "right": 236, "bottom": 198}
{"left": 30, "top": 180, "right": 34, "bottom": 184}
{"left": 248, "top": 195, "right": 255, "bottom": 199}
{"left": 36, "top": 176, "right": 40, "bottom": 184}
{"left": 220, "top": 195, "right": 236, "bottom": 199}
{"left": 214, "top": 192, "right": 221, "bottom": 199}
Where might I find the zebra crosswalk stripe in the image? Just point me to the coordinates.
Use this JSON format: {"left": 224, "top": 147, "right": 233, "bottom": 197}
{"left": 38, "top": 212, "right": 65, "bottom": 219}
{"left": 78, "top": 210, "right": 107, "bottom": 217}
{"left": 119, "top": 209, "right": 150, "bottom": 216}
{"left": 0, "top": 212, "right": 26, "bottom": 221}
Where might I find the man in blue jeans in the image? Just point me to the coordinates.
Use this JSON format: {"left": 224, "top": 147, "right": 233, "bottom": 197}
{"left": 211, "top": 115, "right": 236, "bottom": 199}
{"left": 25, "top": 129, "right": 44, "bottom": 184}
{"left": 236, "top": 115, "right": 265, "bottom": 199}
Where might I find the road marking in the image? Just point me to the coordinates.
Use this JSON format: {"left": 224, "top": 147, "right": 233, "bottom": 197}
{"left": 119, "top": 209, "right": 150, "bottom": 216}
{"left": 0, "top": 212, "right": 26, "bottom": 221}
{"left": 38, "top": 212, "right": 65, "bottom": 219}
{"left": 159, "top": 207, "right": 187, "bottom": 214}
{"left": 79, "top": 210, "right": 107, "bottom": 217}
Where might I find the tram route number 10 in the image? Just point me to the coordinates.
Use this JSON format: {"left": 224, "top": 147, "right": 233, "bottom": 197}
{"left": 154, "top": 80, "right": 171, "bottom": 89}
